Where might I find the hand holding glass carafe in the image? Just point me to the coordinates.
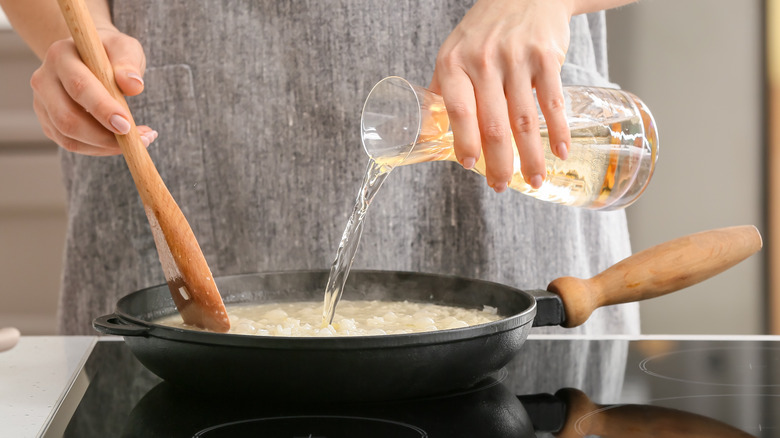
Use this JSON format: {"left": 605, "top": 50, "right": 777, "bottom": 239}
{"left": 361, "top": 77, "right": 659, "bottom": 210}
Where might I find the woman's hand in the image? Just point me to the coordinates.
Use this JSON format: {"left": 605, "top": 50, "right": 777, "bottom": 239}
{"left": 30, "top": 26, "right": 156, "bottom": 156}
{"left": 431, "top": 0, "right": 574, "bottom": 192}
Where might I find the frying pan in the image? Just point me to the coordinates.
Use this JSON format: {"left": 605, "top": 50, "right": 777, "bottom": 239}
{"left": 94, "top": 226, "right": 761, "bottom": 401}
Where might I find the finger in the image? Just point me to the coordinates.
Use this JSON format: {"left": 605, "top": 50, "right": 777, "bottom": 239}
{"left": 534, "top": 54, "right": 570, "bottom": 161}
{"left": 40, "top": 109, "right": 122, "bottom": 156}
{"left": 432, "top": 66, "right": 482, "bottom": 172}
{"left": 35, "top": 96, "right": 120, "bottom": 155}
{"left": 505, "top": 74, "right": 545, "bottom": 189}
{"left": 136, "top": 125, "right": 156, "bottom": 139}
{"left": 138, "top": 127, "right": 158, "bottom": 146}
{"left": 102, "top": 32, "right": 146, "bottom": 96}
{"left": 32, "top": 95, "right": 107, "bottom": 153}
{"left": 34, "top": 95, "right": 156, "bottom": 156}
{"left": 473, "top": 74, "right": 514, "bottom": 192}
{"left": 50, "top": 41, "right": 134, "bottom": 137}
{"left": 32, "top": 67, "right": 121, "bottom": 149}
{"left": 47, "top": 121, "right": 155, "bottom": 156}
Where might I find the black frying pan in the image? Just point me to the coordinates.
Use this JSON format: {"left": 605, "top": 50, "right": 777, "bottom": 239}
{"left": 94, "top": 226, "right": 761, "bottom": 401}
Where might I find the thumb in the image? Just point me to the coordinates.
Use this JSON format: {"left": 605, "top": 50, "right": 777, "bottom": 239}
{"left": 102, "top": 32, "right": 147, "bottom": 97}
{"left": 115, "top": 67, "right": 145, "bottom": 97}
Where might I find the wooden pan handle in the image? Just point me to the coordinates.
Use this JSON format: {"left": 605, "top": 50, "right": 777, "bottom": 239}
{"left": 547, "top": 225, "right": 762, "bottom": 328}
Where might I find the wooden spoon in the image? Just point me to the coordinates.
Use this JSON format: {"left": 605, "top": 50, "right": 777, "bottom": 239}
{"left": 56, "top": 0, "right": 230, "bottom": 332}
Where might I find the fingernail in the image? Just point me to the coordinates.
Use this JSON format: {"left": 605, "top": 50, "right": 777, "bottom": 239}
{"left": 110, "top": 114, "right": 131, "bottom": 134}
{"left": 462, "top": 157, "right": 476, "bottom": 170}
{"left": 141, "top": 130, "right": 158, "bottom": 147}
{"left": 530, "top": 174, "right": 544, "bottom": 189}
{"left": 555, "top": 142, "right": 569, "bottom": 160}
{"left": 493, "top": 182, "right": 508, "bottom": 193}
{"left": 127, "top": 71, "right": 144, "bottom": 86}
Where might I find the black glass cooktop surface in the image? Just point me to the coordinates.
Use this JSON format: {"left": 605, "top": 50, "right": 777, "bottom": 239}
{"left": 48, "top": 337, "right": 780, "bottom": 437}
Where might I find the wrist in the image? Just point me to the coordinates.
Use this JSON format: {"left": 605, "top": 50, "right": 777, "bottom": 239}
{"left": 569, "top": 0, "right": 637, "bottom": 16}
{"left": 85, "top": 0, "right": 115, "bottom": 31}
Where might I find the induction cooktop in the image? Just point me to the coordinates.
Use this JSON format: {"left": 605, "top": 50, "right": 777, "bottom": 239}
{"left": 44, "top": 337, "right": 780, "bottom": 437}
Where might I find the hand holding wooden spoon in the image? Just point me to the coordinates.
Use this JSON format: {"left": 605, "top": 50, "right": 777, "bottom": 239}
{"left": 56, "top": 0, "right": 229, "bottom": 332}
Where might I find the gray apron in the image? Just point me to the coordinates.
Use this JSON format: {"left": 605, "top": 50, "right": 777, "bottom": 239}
{"left": 58, "top": 0, "right": 636, "bottom": 399}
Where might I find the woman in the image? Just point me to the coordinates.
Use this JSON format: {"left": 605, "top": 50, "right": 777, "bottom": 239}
{"left": 1, "top": 0, "right": 638, "bottom": 343}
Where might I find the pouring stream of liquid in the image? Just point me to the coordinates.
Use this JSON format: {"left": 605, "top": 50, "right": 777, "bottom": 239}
{"left": 322, "top": 159, "right": 392, "bottom": 325}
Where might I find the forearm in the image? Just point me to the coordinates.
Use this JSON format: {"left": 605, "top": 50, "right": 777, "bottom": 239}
{"left": 0, "top": 0, "right": 113, "bottom": 59}
{"left": 570, "top": 0, "right": 638, "bottom": 15}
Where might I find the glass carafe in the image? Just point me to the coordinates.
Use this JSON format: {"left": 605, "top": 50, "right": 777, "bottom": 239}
{"left": 361, "top": 76, "right": 659, "bottom": 210}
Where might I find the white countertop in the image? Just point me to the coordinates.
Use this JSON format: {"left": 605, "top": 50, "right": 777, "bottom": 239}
{"left": 0, "top": 336, "right": 97, "bottom": 438}
{"left": 0, "top": 8, "right": 10, "bottom": 30}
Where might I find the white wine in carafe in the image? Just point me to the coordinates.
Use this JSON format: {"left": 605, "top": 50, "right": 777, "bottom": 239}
{"left": 374, "top": 115, "right": 650, "bottom": 210}
{"left": 537, "top": 115, "right": 652, "bottom": 209}
{"left": 363, "top": 77, "right": 659, "bottom": 211}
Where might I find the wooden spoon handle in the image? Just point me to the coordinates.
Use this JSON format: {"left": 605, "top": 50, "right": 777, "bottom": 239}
{"left": 56, "top": 0, "right": 157, "bottom": 195}
{"left": 57, "top": 0, "right": 230, "bottom": 332}
{"left": 547, "top": 225, "right": 762, "bottom": 328}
